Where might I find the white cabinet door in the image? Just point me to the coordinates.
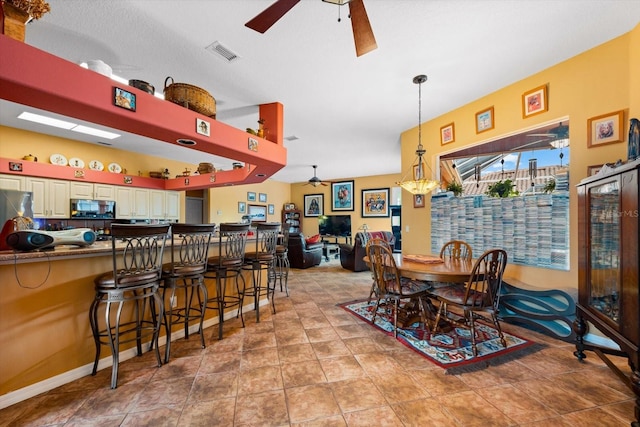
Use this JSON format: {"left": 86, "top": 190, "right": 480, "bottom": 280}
{"left": 115, "top": 187, "right": 149, "bottom": 219}
{"left": 70, "top": 182, "right": 115, "bottom": 200}
{"left": 94, "top": 184, "right": 115, "bottom": 200}
{"left": 0, "top": 174, "right": 25, "bottom": 191}
{"left": 149, "top": 190, "right": 166, "bottom": 219}
{"left": 69, "top": 182, "right": 94, "bottom": 199}
{"left": 25, "top": 178, "right": 70, "bottom": 218}
{"left": 165, "top": 191, "right": 180, "bottom": 221}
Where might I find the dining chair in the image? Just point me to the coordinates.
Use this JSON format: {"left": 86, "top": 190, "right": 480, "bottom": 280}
{"left": 160, "top": 223, "right": 216, "bottom": 362}
{"left": 439, "top": 240, "right": 472, "bottom": 261}
{"left": 205, "top": 223, "right": 250, "bottom": 340}
{"left": 366, "top": 240, "right": 432, "bottom": 337}
{"left": 366, "top": 237, "right": 393, "bottom": 302}
{"left": 428, "top": 248, "right": 508, "bottom": 357}
{"left": 89, "top": 224, "right": 170, "bottom": 389}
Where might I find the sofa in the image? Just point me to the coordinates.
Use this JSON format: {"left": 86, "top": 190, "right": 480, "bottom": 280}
{"left": 287, "top": 233, "right": 323, "bottom": 269}
{"left": 339, "top": 231, "right": 395, "bottom": 272}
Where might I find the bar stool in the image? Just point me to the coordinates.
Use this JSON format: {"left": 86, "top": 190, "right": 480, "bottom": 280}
{"left": 89, "top": 224, "right": 170, "bottom": 389}
{"left": 204, "top": 223, "right": 250, "bottom": 340}
{"left": 272, "top": 227, "right": 290, "bottom": 296}
{"left": 160, "top": 223, "right": 216, "bottom": 363}
{"left": 242, "top": 222, "right": 280, "bottom": 322}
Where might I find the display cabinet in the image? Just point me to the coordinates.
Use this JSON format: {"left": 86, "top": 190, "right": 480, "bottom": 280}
{"left": 282, "top": 208, "right": 302, "bottom": 234}
{"left": 573, "top": 159, "right": 639, "bottom": 427}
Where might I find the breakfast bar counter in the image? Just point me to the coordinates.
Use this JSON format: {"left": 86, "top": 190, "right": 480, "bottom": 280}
{"left": 0, "top": 239, "right": 262, "bottom": 404}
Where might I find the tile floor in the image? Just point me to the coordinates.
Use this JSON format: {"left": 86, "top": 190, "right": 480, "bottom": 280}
{"left": 0, "top": 260, "right": 636, "bottom": 426}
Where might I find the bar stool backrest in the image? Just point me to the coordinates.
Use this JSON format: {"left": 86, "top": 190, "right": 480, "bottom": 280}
{"left": 254, "top": 222, "right": 280, "bottom": 256}
{"left": 217, "top": 223, "right": 251, "bottom": 268}
{"left": 168, "top": 223, "right": 216, "bottom": 277}
{"left": 110, "top": 224, "right": 170, "bottom": 289}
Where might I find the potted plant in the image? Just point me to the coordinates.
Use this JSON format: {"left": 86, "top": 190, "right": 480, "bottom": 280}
{"left": 446, "top": 181, "right": 464, "bottom": 197}
{"left": 2, "top": 0, "right": 50, "bottom": 42}
{"left": 485, "top": 179, "right": 518, "bottom": 198}
{"left": 543, "top": 178, "right": 556, "bottom": 194}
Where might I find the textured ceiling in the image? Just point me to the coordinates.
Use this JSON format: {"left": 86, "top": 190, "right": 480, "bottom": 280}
{"left": 2, "top": 0, "right": 639, "bottom": 184}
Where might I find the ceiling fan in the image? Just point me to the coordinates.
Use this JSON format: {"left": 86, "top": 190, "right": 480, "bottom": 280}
{"left": 304, "top": 165, "right": 330, "bottom": 187}
{"left": 245, "top": 0, "right": 377, "bottom": 57}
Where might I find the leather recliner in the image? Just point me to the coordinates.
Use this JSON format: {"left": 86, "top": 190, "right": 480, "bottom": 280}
{"left": 287, "top": 233, "right": 323, "bottom": 269}
{"left": 339, "top": 231, "right": 395, "bottom": 272}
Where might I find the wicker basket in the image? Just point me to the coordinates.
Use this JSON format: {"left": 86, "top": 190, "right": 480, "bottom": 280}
{"left": 163, "top": 77, "right": 216, "bottom": 118}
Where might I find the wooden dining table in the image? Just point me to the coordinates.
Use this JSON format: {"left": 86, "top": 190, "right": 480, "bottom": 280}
{"left": 363, "top": 253, "right": 475, "bottom": 282}
{"left": 363, "top": 253, "right": 476, "bottom": 329}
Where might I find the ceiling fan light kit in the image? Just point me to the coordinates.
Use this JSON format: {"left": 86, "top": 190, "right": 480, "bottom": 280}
{"left": 397, "top": 74, "right": 441, "bottom": 196}
{"left": 306, "top": 165, "right": 329, "bottom": 187}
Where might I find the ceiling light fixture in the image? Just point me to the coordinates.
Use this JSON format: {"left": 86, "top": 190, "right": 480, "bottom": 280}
{"left": 71, "top": 125, "right": 120, "bottom": 139}
{"left": 18, "top": 111, "right": 121, "bottom": 139}
{"left": 396, "top": 75, "right": 440, "bottom": 195}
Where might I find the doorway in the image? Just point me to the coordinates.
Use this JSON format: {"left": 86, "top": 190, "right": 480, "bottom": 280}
{"left": 185, "top": 189, "right": 207, "bottom": 224}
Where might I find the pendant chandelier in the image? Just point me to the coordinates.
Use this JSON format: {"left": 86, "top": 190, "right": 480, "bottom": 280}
{"left": 397, "top": 75, "right": 440, "bottom": 195}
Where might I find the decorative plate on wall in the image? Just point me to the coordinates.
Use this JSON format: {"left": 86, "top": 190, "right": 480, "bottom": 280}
{"left": 68, "top": 157, "right": 85, "bottom": 168}
{"left": 88, "top": 160, "right": 104, "bottom": 171}
{"left": 108, "top": 163, "right": 122, "bottom": 173}
{"left": 49, "top": 153, "right": 68, "bottom": 166}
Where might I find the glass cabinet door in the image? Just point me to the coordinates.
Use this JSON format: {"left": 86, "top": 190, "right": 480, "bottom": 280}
{"left": 588, "top": 179, "right": 620, "bottom": 325}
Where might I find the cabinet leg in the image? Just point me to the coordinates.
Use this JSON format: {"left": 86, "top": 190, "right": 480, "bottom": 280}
{"left": 572, "top": 314, "right": 588, "bottom": 361}
{"left": 631, "top": 369, "right": 640, "bottom": 427}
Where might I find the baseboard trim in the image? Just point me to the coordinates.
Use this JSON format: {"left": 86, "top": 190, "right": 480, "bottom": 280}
{"left": 0, "top": 300, "right": 266, "bottom": 410}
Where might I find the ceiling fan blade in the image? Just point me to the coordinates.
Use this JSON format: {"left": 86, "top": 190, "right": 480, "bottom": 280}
{"left": 349, "top": 0, "right": 377, "bottom": 57}
{"left": 245, "top": 0, "right": 300, "bottom": 33}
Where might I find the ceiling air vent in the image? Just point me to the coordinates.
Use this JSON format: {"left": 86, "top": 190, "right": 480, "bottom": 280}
{"left": 205, "top": 41, "right": 240, "bottom": 63}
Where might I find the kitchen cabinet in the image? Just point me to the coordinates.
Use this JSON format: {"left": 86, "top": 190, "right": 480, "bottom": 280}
{"left": 115, "top": 187, "right": 150, "bottom": 219}
{"left": 0, "top": 174, "right": 25, "bottom": 191}
{"left": 150, "top": 189, "right": 180, "bottom": 221}
{"left": 573, "top": 159, "right": 640, "bottom": 426}
{"left": 282, "top": 209, "right": 302, "bottom": 234}
{"left": 70, "top": 182, "right": 115, "bottom": 200}
{"left": 25, "top": 177, "right": 70, "bottom": 218}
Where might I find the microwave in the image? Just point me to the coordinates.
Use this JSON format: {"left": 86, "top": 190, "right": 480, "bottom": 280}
{"left": 70, "top": 199, "right": 116, "bottom": 219}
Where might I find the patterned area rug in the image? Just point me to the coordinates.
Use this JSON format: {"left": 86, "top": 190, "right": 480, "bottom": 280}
{"left": 340, "top": 299, "right": 534, "bottom": 369}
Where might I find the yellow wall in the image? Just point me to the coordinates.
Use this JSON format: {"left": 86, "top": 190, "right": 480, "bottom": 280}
{"left": 289, "top": 173, "right": 402, "bottom": 236}
{"left": 400, "top": 25, "right": 639, "bottom": 289}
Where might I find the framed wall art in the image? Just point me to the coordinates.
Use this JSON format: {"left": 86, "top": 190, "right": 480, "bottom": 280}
{"left": 440, "top": 122, "right": 455, "bottom": 145}
{"left": 331, "top": 180, "right": 354, "bottom": 211}
{"left": 259, "top": 193, "right": 267, "bottom": 203}
{"left": 587, "top": 165, "right": 603, "bottom": 177}
{"left": 248, "top": 204, "right": 267, "bottom": 222}
{"left": 475, "top": 107, "right": 494, "bottom": 134}
{"left": 413, "top": 194, "right": 425, "bottom": 208}
{"left": 247, "top": 191, "right": 256, "bottom": 201}
{"left": 304, "top": 194, "right": 323, "bottom": 217}
{"left": 522, "top": 84, "right": 548, "bottom": 119}
{"left": 588, "top": 110, "right": 624, "bottom": 147}
{"left": 268, "top": 204, "right": 275, "bottom": 215}
{"left": 238, "top": 201, "right": 246, "bottom": 213}
{"left": 113, "top": 87, "right": 136, "bottom": 112}
{"left": 362, "top": 188, "right": 390, "bottom": 218}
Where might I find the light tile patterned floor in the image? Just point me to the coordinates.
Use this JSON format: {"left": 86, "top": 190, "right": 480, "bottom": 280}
{"left": 0, "top": 260, "right": 636, "bottom": 426}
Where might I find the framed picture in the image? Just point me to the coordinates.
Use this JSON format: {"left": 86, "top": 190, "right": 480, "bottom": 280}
{"left": 196, "top": 118, "right": 210, "bottom": 136}
{"left": 331, "top": 180, "right": 354, "bottom": 211}
{"left": 522, "top": 84, "right": 548, "bottom": 118}
{"left": 238, "top": 201, "right": 246, "bottom": 213}
{"left": 259, "top": 192, "right": 267, "bottom": 203}
{"left": 588, "top": 164, "right": 603, "bottom": 177}
{"left": 412, "top": 162, "right": 426, "bottom": 180}
{"left": 413, "top": 194, "right": 425, "bottom": 208}
{"left": 247, "top": 191, "right": 256, "bottom": 202}
{"left": 475, "top": 106, "right": 494, "bottom": 134}
{"left": 113, "top": 87, "right": 136, "bottom": 112}
{"left": 588, "top": 110, "right": 624, "bottom": 147}
{"left": 248, "top": 204, "right": 267, "bottom": 222}
{"left": 9, "top": 162, "right": 22, "bottom": 172}
{"left": 440, "top": 122, "right": 455, "bottom": 145}
{"left": 284, "top": 203, "right": 295, "bottom": 210}
{"left": 362, "top": 188, "right": 390, "bottom": 218}
{"left": 304, "top": 194, "right": 323, "bottom": 217}
{"left": 268, "top": 204, "right": 275, "bottom": 215}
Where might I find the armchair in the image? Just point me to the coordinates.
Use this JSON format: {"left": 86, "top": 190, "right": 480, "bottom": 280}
{"left": 287, "top": 233, "right": 323, "bottom": 269}
{"left": 339, "top": 231, "right": 395, "bottom": 272}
